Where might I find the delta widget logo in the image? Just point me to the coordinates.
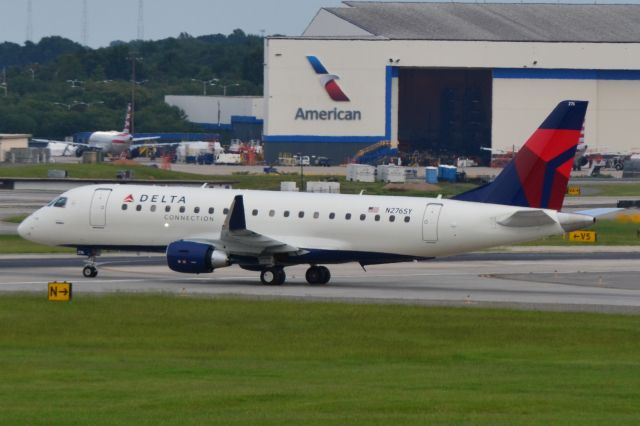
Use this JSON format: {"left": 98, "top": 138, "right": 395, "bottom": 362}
{"left": 306, "top": 56, "right": 350, "bottom": 102}
{"left": 123, "top": 194, "right": 134, "bottom": 203}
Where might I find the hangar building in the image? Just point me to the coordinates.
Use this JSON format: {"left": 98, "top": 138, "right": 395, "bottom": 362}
{"left": 263, "top": 2, "right": 640, "bottom": 163}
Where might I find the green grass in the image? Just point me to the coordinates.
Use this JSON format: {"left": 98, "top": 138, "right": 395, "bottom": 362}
{"left": 520, "top": 219, "right": 640, "bottom": 246}
{"left": 0, "top": 163, "right": 473, "bottom": 196}
{"left": 0, "top": 296, "right": 638, "bottom": 425}
{"left": 1, "top": 214, "right": 28, "bottom": 224}
{"left": 0, "top": 235, "right": 74, "bottom": 254}
{"left": 576, "top": 183, "right": 640, "bottom": 197}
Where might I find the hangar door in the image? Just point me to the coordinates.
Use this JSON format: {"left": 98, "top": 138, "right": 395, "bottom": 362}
{"left": 398, "top": 68, "right": 492, "bottom": 158}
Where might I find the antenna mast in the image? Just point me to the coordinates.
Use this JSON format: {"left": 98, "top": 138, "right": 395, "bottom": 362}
{"left": 137, "top": 0, "right": 144, "bottom": 40}
{"left": 81, "top": 0, "right": 88, "bottom": 46}
{"left": 26, "top": 0, "right": 33, "bottom": 43}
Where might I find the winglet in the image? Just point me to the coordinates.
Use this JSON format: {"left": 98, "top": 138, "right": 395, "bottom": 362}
{"left": 224, "top": 195, "right": 246, "bottom": 232}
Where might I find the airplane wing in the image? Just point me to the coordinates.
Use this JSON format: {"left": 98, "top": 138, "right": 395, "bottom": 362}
{"left": 32, "top": 138, "right": 90, "bottom": 148}
{"left": 184, "top": 195, "right": 304, "bottom": 260}
{"left": 131, "top": 136, "right": 161, "bottom": 143}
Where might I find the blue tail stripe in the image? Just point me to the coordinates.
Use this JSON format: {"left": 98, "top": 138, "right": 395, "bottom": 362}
{"left": 539, "top": 101, "right": 588, "bottom": 130}
{"left": 540, "top": 146, "right": 578, "bottom": 208}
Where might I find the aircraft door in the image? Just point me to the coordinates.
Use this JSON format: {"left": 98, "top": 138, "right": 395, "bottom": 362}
{"left": 422, "top": 203, "right": 442, "bottom": 242}
{"left": 90, "top": 188, "right": 112, "bottom": 228}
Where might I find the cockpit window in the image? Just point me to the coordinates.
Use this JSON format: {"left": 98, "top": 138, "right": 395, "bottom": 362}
{"left": 52, "top": 197, "right": 68, "bottom": 208}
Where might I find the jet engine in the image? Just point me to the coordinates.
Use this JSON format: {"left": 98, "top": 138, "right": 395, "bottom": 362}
{"left": 166, "top": 240, "right": 229, "bottom": 274}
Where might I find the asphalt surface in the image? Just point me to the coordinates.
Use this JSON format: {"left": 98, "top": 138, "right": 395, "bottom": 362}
{"left": 1, "top": 252, "right": 640, "bottom": 313}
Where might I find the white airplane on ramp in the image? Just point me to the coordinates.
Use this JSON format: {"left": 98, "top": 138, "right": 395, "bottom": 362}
{"left": 34, "top": 103, "right": 160, "bottom": 158}
{"left": 19, "top": 100, "right": 610, "bottom": 285}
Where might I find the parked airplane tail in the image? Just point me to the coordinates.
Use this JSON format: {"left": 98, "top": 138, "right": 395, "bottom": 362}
{"left": 122, "top": 103, "right": 132, "bottom": 133}
{"left": 453, "top": 100, "right": 588, "bottom": 210}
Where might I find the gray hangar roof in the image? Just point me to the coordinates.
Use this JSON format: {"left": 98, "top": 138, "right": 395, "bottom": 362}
{"left": 314, "top": 2, "right": 640, "bottom": 42}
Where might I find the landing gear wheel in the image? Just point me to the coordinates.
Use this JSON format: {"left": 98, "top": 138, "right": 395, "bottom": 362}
{"left": 83, "top": 265, "right": 98, "bottom": 278}
{"left": 317, "top": 266, "right": 331, "bottom": 285}
{"left": 306, "top": 266, "right": 331, "bottom": 285}
{"left": 260, "top": 267, "right": 286, "bottom": 286}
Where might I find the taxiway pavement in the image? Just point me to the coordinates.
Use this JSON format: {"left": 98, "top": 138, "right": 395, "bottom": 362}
{"left": 1, "top": 252, "right": 639, "bottom": 313}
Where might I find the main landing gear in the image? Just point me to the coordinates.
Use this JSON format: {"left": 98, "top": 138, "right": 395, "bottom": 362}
{"left": 260, "top": 265, "right": 331, "bottom": 285}
{"left": 305, "top": 266, "right": 330, "bottom": 285}
{"left": 258, "top": 265, "right": 331, "bottom": 286}
{"left": 260, "top": 267, "right": 286, "bottom": 286}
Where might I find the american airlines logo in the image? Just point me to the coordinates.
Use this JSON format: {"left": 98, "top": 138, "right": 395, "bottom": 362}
{"left": 306, "top": 56, "right": 350, "bottom": 102}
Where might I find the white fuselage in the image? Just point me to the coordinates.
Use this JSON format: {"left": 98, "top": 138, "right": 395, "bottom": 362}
{"left": 19, "top": 184, "right": 574, "bottom": 262}
{"left": 86, "top": 131, "right": 133, "bottom": 156}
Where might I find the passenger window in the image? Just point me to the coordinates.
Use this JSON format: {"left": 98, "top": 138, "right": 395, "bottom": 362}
{"left": 345, "top": 213, "right": 351, "bottom": 220}
{"left": 329, "top": 212, "right": 335, "bottom": 219}
{"left": 136, "top": 205, "right": 142, "bottom": 212}
{"left": 404, "top": 216, "right": 411, "bottom": 223}
{"left": 375, "top": 214, "right": 380, "bottom": 222}
{"left": 360, "top": 214, "right": 366, "bottom": 221}
{"left": 179, "top": 206, "right": 185, "bottom": 213}
{"left": 298, "top": 211, "right": 304, "bottom": 218}
{"left": 165, "top": 205, "right": 171, "bottom": 213}
{"left": 223, "top": 208, "right": 229, "bottom": 215}
{"left": 389, "top": 215, "right": 395, "bottom": 222}
{"left": 121, "top": 204, "right": 128, "bottom": 211}
{"left": 313, "top": 212, "right": 319, "bottom": 219}
{"left": 284, "top": 210, "right": 290, "bottom": 217}
{"left": 194, "top": 207, "right": 200, "bottom": 213}
{"left": 252, "top": 209, "right": 258, "bottom": 216}
{"left": 269, "top": 210, "right": 275, "bottom": 217}
{"left": 53, "top": 197, "right": 67, "bottom": 208}
{"left": 208, "top": 207, "right": 214, "bottom": 214}
{"left": 151, "top": 205, "right": 156, "bottom": 212}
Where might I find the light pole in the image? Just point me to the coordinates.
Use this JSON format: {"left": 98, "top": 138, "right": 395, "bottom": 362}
{"left": 1, "top": 67, "right": 7, "bottom": 97}
{"left": 214, "top": 82, "right": 240, "bottom": 96}
{"left": 297, "top": 152, "right": 304, "bottom": 191}
{"left": 191, "top": 78, "right": 218, "bottom": 96}
{"left": 129, "top": 53, "right": 143, "bottom": 135}
{"left": 66, "top": 79, "right": 83, "bottom": 88}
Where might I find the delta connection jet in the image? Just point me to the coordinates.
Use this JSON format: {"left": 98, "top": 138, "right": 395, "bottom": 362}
{"left": 34, "top": 103, "right": 160, "bottom": 158}
{"left": 19, "top": 101, "right": 605, "bottom": 285}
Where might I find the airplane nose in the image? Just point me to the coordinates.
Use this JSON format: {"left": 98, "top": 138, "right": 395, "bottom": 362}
{"left": 17, "top": 217, "right": 30, "bottom": 239}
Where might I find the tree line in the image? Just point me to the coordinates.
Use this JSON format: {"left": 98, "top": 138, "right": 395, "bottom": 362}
{"left": 0, "top": 30, "right": 263, "bottom": 137}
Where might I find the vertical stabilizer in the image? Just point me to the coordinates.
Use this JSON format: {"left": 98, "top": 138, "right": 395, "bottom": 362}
{"left": 454, "top": 100, "right": 588, "bottom": 210}
{"left": 123, "top": 103, "right": 132, "bottom": 133}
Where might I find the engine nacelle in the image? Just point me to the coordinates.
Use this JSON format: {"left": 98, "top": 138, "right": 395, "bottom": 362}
{"left": 166, "top": 240, "right": 230, "bottom": 274}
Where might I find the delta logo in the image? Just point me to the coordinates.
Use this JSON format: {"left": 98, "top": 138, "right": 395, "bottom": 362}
{"left": 306, "top": 56, "right": 350, "bottom": 102}
{"left": 123, "top": 194, "right": 134, "bottom": 203}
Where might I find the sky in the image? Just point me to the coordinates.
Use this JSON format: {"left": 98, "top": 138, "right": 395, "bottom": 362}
{"left": 0, "top": 0, "right": 345, "bottom": 48}
{"left": 1, "top": 0, "right": 636, "bottom": 48}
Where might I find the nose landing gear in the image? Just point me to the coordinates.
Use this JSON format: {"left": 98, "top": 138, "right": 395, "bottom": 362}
{"left": 78, "top": 248, "right": 100, "bottom": 278}
{"left": 82, "top": 265, "right": 98, "bottom": 278}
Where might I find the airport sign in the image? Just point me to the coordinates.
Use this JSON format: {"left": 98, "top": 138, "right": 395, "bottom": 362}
{"left": 48, "top": 281, "right": 72, "bottom": 302}
{"left": 566, "top": 231, "right": 597, "bottom": 243}
{"left": 567, "top": 186, "right": 581, "bottom": 196}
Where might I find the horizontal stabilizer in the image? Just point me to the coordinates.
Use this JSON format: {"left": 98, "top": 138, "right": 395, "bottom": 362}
{"left": 575, "top": 208, "right": 623, "bottom": 218}
{"left": 497, "top": 209, "right": 555, "bottom": 227}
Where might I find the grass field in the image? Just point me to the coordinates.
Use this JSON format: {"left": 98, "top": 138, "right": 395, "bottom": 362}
{"left": 521, "top": 218, "right": 640, "bottom": 246}
{"left": 0, "top": 163, "right": 472, "bottom": 197}
{"left": 0, "top": 295, "right": 638, "bottom": 425}
{"left": 0, "top": 235, "right": 74, "bottom": 254}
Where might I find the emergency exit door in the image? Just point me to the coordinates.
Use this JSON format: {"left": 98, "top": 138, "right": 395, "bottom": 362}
{"left": 422, "top": 203, "right": 442, "bottom": 242}
{"left": 90, "top": 188, "right": 112, "bottom": 227}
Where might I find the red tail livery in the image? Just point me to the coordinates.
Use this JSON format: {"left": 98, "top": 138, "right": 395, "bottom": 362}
{"left": 454, "top": 100, "right": 588, "bottom": 210}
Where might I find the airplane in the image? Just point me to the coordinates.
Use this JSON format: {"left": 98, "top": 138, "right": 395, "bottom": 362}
{"left": 34, "top": 103, "right": 160, "bottom": 158}
{"left": 19, "top": 100, "right": 609, "bottom": 286}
